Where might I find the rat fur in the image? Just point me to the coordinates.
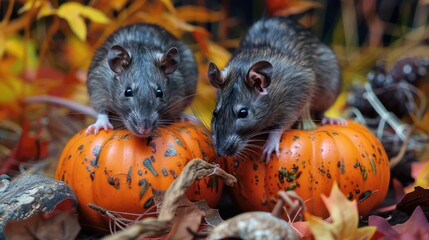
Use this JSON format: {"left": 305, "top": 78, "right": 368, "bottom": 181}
{"left": 209, "top": 16, "right": 342, "bottom": 163}
{"left": 86, "top": 23, "right": 198, "bottom": 137}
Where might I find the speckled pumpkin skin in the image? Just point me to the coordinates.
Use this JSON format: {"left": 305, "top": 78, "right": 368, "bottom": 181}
{"left": 55, "top": 119, "right": 223, "bottom": 231}
{"left": 225, "top": 120, "right": 390, "bottom": 218}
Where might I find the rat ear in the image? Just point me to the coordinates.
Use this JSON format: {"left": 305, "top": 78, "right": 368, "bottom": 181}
{"left": 108, "top": 45, "right": 131, "bottom": 75}
{"left": 161, "top": 47, "right": 180, "bottom": 75}
{"left": 245, "top": 61, "right": 273, "bottom": 95}
{"left": 208, "top": 62, "right": 224, "bottom": 88}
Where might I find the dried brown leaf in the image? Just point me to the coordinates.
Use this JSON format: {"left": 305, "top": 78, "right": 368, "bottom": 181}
{"left": 102, "top": 159, "right": 237, "bottom": 240}
{"left": 165, "top": 205, "right": 204, "bottom": 240}
{"left": 4, "top": 211, "right": 80, "bottom": 240}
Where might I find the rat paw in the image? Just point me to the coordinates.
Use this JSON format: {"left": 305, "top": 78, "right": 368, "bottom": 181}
{"left": 85, "top": 122, "right": 113, "bottom": 135}
{"left": 321, "top": 117, "right": 347, "bottom": 125}
{"left": 262, "top": 141, "right": 280, "bottom": 164}
{"left": 262, "top": 130, "right": 283, "bottom": 164}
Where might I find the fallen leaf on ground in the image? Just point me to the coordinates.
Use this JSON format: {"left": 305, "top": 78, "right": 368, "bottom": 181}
{"left": 165, "top": 205, "right": 204, "bottom": 240}
{"left": 305, "top": 182, "right": 376, "bottom": 240}
{"left": 4, "top": 211, "right": 80, "bottom": 240}
{"left": 368, "top": 206, "right": 429, "bottom": 240}
{"left": 396, "top": 186, "right": 429, "bottom": 216}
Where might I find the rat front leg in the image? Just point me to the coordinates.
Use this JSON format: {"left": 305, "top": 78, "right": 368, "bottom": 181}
{"left": 85, "top": 112, "right": 114, "bottom": 135}
{"left": 262, "top": 128, "right": 283, "bottom": 164}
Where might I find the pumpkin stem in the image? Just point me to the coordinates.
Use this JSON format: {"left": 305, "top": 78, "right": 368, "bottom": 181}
{"left": 299, "top": 106, "right": 317, "bottom": 130}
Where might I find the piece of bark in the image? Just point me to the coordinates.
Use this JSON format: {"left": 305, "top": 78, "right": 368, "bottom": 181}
{"left": 0, "top": 173, "right": 78, "bottom": 239}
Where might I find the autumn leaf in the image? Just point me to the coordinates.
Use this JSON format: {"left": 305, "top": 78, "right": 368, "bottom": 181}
{"left": 265, "top": 0, "right": 321, "bottom": 17}
{"left": 160, "top": 0, "right": 176, "bottom": 13}
{"left": 164, "top": 205, "right": 204, "bottom": 240}
{"left": 411, "top": 161, "right": 429, "bottom": 189}
{"left": 368, "top": 206, "right": 429, "bottom": 239}
{"left": 396, "top": 186, "right": 429, "bottom": 216}
{"left": 176, "top": 6, "right": 223, "bottom": 22}
{"left": 305, "top": 183, "right": 376, "bottom": 240}
{"left": 4, "top": 211, "right": 80, "bottom": 240}
{"left": 410, "top": 110, "right": 429, "bottom": 134}
{"left": 20, "top": 1, "right": 110, "bottom": 40}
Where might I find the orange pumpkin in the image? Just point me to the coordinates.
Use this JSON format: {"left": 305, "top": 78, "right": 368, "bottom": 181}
{"left": 224, "top": 120, "right": 390, "bottom": 218}
{"left": 55, "top": 119, "right": 223, "bottom": 231}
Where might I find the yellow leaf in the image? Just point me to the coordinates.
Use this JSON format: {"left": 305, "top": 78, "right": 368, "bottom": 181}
{"left": 18, "top": 0, "right": 44, "bottom": 14}
{"left": 37, "top": 4, "right": 55, "bottom": 18}
{"left": 60, "top": 14, "right": 87, "bottom": 41}
{"left": 160, "top": 0, "right": 176, "bottom": 13}
{"left": 56, "top": 2, "right": 110, "bottom": 40}
{"left": 4, "top": 37, "right": 39, "bottom": 70}
{"left": 65, "top": 36, "right": 93, "bottom": 70}
{"left": 0, "top": 33, "right": 4, "bottom": 57}
{"left": 305, "top": 183, "right": 376, "bottom": 240}
{"left": 78, "top": 5, "right": 110, "bottom": 23}
{"left": 206, "top": 40, "right": 231, "bottom": 69}
{"left": 325, "top": 91, "right": 347, "bottom": 118}
{"left": 176, "top": 6, "right": 223, "bottom": 22}
{"left": 0, "top": 77, "right": 34, "bottom": 103}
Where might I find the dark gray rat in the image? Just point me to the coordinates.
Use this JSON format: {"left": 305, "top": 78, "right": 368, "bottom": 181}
{"left": 208, "top": 16, "right": 343, "bottom": 163}
{"left": 85, "top": 23, "right": 198, "bottom": 137}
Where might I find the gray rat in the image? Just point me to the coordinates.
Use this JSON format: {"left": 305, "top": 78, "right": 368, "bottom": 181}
{"left": 85, "top": 23, "right": 198, "bottom": 137}
{"left": 208, "top": 16, "right": 342, "bottom": 163}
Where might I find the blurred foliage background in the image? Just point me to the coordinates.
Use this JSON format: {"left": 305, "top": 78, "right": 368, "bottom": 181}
{"left": 0, "top": 0, "right": 428, "bottom": 178}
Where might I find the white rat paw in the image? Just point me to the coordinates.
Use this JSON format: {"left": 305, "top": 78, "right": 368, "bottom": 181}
{"left": 85, "top": 113, "right": 114, "bottom": 135}
{"left": 262, "top": 129, "right": 283, "bottom": 164}
{"left": 321, "top": 117, "right": 348, "bottom": 125}
{"left": 262, "top": 142, "right": 280, "bottom": 164}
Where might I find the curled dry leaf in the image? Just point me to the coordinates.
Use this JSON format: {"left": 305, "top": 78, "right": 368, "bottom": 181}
{"left": 4, "top": 211, "right": 80, "bottom": 240}
{"left": 102, "top": 159, "right": 237, "bottom": 240}
{"left": 164, "top": 205, "right": 204, "bottom": 240}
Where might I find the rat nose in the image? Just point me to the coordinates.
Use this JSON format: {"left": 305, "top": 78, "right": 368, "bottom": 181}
{"left": 138, "top": 128, "right": 151, "bottom": 135}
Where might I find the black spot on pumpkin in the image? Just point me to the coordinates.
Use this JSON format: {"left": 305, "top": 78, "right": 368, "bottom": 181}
{"left": 253, "top": 164, "right": 258, "bottom": 171}
{"left": 143, "top": 197, "right": 153, "bottom": 208}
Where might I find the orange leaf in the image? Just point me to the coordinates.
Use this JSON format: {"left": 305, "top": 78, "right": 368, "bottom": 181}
{"left": 160, "top": 0, "right": 176, "bottom": 13}
{"left": 176, "top": 6, "right": 223, "bottom": 22}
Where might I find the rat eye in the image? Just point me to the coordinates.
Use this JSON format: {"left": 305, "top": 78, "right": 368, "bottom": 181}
{"left": 237, "top": 108, "right": 248, "bottom": 118}
{"left": 124, "top": 87, "right": 133, "bottom": 97}
{"left": 213, "top": 110, "right": 218, "bottom": 118}
{"left": 156, "top": 87, "right": 163, "bottom": 98}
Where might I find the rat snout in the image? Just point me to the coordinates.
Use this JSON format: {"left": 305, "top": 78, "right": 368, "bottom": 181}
{"left": 215, "top": 134, "right": 240, "bottom": 157}
{"left": 137, "top": 118, "right": 156, "bottom": 136}
{"left": 137, "top": 127, "right": 151, "bottom": 136}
